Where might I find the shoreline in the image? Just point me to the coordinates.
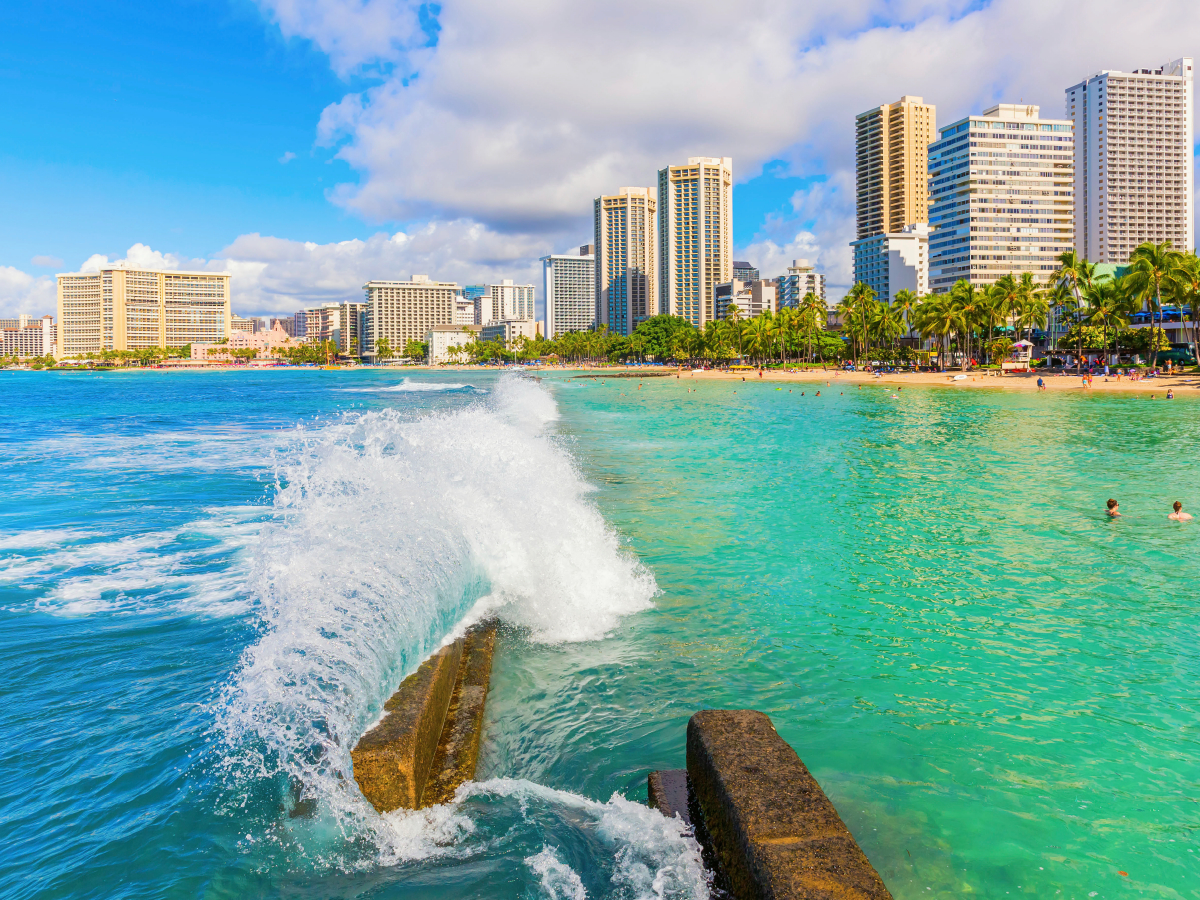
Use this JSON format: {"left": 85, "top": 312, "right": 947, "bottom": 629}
{"left": 17, "top": 362, "right": 1199, "bottom": 394}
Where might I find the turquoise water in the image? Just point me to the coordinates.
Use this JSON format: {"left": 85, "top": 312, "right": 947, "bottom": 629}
{"left": 1, "top": 369, "right": 1198, "bottom": 899}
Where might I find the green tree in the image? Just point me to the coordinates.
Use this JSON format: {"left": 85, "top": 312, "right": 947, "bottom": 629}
{"left": 1125, "top": 240, "right": 1182, "bottom": 369}
{"left": 375, "top": 336, "right": 393, "bottom": 365}
{"left": 404, "top": 339, "right": 429, "bottom": 363}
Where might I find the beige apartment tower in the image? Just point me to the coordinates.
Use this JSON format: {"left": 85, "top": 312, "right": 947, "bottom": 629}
{"left": 595, "top": 187, "right": 657, "bottom": 336}
{"left": 856, "top": 96, "right": 936, "bottom": 239}
{"left": 56, "top": 268, "right": 231, "bottom": 357}
{"left": 363, "top": 275, "right": 458, "bottom": 359}
{"left": 1067, "top": 58, "right": 1194, "bottom": 263}
{"left": 657, "top": 157, "right": 733, "bottom": 328}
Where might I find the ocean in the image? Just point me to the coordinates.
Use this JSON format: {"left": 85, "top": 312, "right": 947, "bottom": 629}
{"left": 1, "top": 368, "right": 1197, "bottom": 899}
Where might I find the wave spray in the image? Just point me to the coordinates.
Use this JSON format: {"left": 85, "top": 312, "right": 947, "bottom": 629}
{"left": 214, "top": 377, "right": 689, "bottom": 891}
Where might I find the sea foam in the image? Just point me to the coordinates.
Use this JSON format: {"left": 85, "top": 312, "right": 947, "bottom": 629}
{"left": 215, "top": 376, "right": 658, "bottom": 869}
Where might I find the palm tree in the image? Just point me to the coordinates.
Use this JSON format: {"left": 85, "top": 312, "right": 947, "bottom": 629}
{"left": 1125, "top": 240, "right": 1182, "bottom": 369}
{"left": 1082, "top": 276, "right": 1128, "bottom": 365}
{"left": 913, "top": 293, "right": 958, "bottom": 371}
{"left": 948, "top": 280, "right": 980, "bottom": 369}
{"left": 1168, "top": 251, "right": 1200, "bottom": 362}
{"left": 1016, "top": 273, "right": 1049, "bottom": 344}
{"left": 837, "top": 283, "right": 877, "bottom": 365}
{"left": 798, "top": 291, "right": 825, "bottom": 364}
{"left": 1055, "top": 250, "right": 1095, "bottom": 372}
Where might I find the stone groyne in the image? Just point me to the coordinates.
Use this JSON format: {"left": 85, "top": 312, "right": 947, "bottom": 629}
{"left": 650, "top": 709, "right": 892, "bottom": 900}
{"left": 352, "top": 623, "right": 497, "bottom": 812}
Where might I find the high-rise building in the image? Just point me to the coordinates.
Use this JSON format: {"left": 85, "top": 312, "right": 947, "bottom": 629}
{"left": 363, "top": 275, "right": 458, "bottom": 359}
{"left": 733, "top": 261, "right": 759, "bottom": 284}
{"left": 850, "top": 223, "right": 930, "bottom": 303}
{"left": 657, "top": 157, "right": 733, "bottom": 328}
{"left": 291, "top": 310, "right": 307, "bottom": 339}
{"left": 483, "top": 280, "right": 535, "bottom": 325}
{"left": 230, "top": 314, "right": 257, "bottom": 333}
{"left": 1067, "top": 58, "right": 1194, "bottom": 263}
{"left": 454, "top": 296, "right": 478, "bottom": 326}
{"left": 776, "top": 259, "right": 827, "bottom": 308}
{"left": 927, "top": 104, "right": 1074, "bottom": 293}
{"left": 56, "top": 267, "right": 230, "bottom": 357}
{"left": 855, "top": 96, "right": 936, "bottom": 240}
{"left": 0, "top": 315, "right": 56, "bottom": 358}
{"left": 304, "top": 302, "right": 367, "bottom": 356}
{"left": 542, "top": 245, "right": 596, "bottom": 338}
{"left": 594, "top": 187, "right": 657, "bottom": 336}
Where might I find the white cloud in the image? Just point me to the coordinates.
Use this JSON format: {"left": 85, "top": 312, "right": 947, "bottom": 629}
{"left": 0, "top": 266, "right": 55, "bottom": 319}
{"left": 31, "top": 255, "right": 64, "bottom": 269}
{"left": 279, "top": 151, "right": 297, "bottom": 164}
{"left": 261, "top": 0, "right": 1200, "bottom": 270}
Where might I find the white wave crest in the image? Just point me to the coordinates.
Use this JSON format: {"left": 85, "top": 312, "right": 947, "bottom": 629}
{"left": 340, "top": 378, "right": 474, "bottom": 393}
{"left": 215, "top": 376, "right": 656, "bottom": 856}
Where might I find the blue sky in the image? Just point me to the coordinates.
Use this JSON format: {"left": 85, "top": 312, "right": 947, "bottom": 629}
{"left": 0, "top": 0, "right": 369, "bottom": 268}
{"left": 1, "top": 0, "right": 1195, "bottom": 317}
{"left": 0, "top": 1, "right": 807, "bottom": 274}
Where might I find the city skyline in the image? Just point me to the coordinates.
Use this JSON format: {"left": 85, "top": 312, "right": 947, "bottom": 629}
{"left": 1, "top": 2, "right": 1197, "bottom": 321}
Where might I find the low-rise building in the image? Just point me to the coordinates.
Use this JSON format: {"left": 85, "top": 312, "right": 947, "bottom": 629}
{"left": 850, "top": 223, "right": 929, "bottom": 303}
{"left": 190, "top": 322, "right": 299, "bottom": 362}
{"left": 426, "top": 325, "right": 481, "bottom": 364}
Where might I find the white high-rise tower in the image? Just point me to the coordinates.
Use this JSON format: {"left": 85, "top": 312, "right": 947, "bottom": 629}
{"left": 1067, "top": 58, "right": 1194, "bottom": 262}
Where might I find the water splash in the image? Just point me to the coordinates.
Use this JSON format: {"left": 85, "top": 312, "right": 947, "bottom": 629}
{"left": 214, "top": 376, "right": 657, "bottom": 866}
{"left": 339, "top": 379, "right": 475, "bottom": 393}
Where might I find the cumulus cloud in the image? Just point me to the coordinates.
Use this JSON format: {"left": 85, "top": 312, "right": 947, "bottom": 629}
{"left": 279, "top": 151, "right": 297, "bottom": 164}
{"left": 0, "top": 267, "right": 55, "bottom": 319}
{"left": 263, "top": 0, "right": 1200, "bottom": 269}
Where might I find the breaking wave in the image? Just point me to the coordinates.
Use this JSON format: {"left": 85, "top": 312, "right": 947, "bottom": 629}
{"left": 214, "top": 376, "right": 663, "bottom": 880}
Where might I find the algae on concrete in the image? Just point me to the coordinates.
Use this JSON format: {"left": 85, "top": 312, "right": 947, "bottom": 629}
{"left": 686, "top": 709, "right": 892, "bottom": 900}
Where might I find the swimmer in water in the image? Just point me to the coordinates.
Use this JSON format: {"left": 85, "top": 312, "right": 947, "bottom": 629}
{"left": 1107, "top": 498, "right": 1120, "bottom": 518}
{"left": 815, "top": 391, "right": 820, "bottom": 396}
{"left": 1169, "top": 501, "right": 1193, "bottom": 521}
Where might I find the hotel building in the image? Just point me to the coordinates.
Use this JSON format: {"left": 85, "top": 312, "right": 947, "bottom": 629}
{"left": 776, "top": 259, "right": 827, "bottom": 308}
{"left": 849, "top": 223, "right": 929, "bottom": 303}
{"left": 855, "top": 96, "right": 936, "bottom": 240}
{"left": 483, "top": 280, "right": 535, "bottom": 326}
{"left": 363, "top": 275, "right": 458, "bottom": 359}
{"left": 927, "top": 104, "right": 1074, "bottom": 293}
{"left": 733, "top": 261, "right": 759, "bottom": 283}
{"left": 657, "top": 157, "right": 733, "bottom": 328}
{"left": 56, "top": 267, "right": 231, "bottom": 357}
{"left": 0, "top": 315, "right": 56, "bottom": 358}
{"left": 541, "top": 246, "right": 596, "bottom": 338}
{"left": 595, "top": 187, "right": 657, "bottom": 336}
{"left": 715, "top": 279, "right": 775, "bottom": 320}
{"left": 1067, "top": 58, "right": 1194, "bottom": 263}
{"left": 426, "top": 324, "right": 481, "bottom": 364}
{"left": 304, "top": 301, "right": 368, "bottom": 356}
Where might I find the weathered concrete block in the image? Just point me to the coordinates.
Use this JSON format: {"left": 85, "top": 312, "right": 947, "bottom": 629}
{"left": 421, "top": 623, "right": 498, "bottom": 806}
{"left": 351, "top": 641, "right": 463, "bottom": 812}
{"left": 648, "top": 769, "right": 692, "bottom": 826}
{"left": 686, "top": 710, "right": 891, "bottom": 900}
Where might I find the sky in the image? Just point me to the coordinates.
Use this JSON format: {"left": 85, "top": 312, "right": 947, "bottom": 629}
{"left": 1, "top": 0, "right": 1197, "bottom": 319}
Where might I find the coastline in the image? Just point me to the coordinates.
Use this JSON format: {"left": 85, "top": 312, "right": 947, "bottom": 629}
{"left": 21, "top": 362, "right": 1199, "bottom": 394}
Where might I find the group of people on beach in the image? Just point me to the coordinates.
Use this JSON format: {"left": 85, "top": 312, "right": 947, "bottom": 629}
{"left": 1107, "top": 499, "right": 1192, "bottom": 521}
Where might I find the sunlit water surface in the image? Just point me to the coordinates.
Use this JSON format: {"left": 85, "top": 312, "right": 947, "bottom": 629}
{"left": 1, "top": 369, "right": 1197, "bottom": 899}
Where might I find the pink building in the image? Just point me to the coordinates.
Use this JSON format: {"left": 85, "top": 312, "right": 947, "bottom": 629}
{"left": 190, "top": 322, "right": 298, "bottom": 361}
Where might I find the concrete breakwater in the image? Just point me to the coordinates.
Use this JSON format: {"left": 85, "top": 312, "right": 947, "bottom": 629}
{"left": 351, "top": 623, "right": 497, "bottom": 812}
{"left": 651, "top": 710, "right": 892, "bottom": 900}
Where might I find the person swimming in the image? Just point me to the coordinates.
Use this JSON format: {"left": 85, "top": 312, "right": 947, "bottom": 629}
{"left": 1169, "top": 501, "right": 1193, "bottom": 522}
{"left": 1107, "top": 499, "right": 1120, "bottom": 517}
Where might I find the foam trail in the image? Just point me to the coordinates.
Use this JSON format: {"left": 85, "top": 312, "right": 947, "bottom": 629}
{"left": 216, "top": 375, "right": 656, "bottom": 863}
{"left": 340, "top": 378, "right": 473, "bottom": 393}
